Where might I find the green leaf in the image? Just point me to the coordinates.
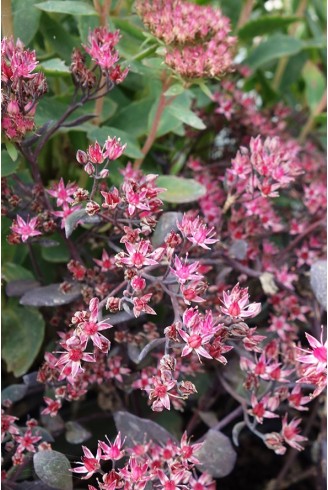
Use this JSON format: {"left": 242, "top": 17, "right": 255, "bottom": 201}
{"left": 156, "top": 176, "right": 206, "bottom": 203}
{"left": 108, "top": 98, "right": 155, "bottom": 138}
{"left": 238, "top": 16, "right": 300, "bottom": 41}
{"left": 6, "top": 142, "right": 18, "bottom": 162}
{"left": 164, "top": 83, "right": 185, "bottom": 96}
{"left": 87, "top": 126, "right": 143, "bottom": 159}
{"left": 246, "top": 35, "right": 303, "bottom": 70}
{"left": 2, "top": 305, "right": 45, "bottom": 377}
{"left": 148, "top": 101, "right": 184, "bottom": 138}
{"left": 35, "top": 1, "right": 97, "bottom": 16}
{"left": 38, "top": 58, "right": 70, "bottom": 75}
{"left": 41, "top": 234, "right": 70, "bottom": 263}
{"left": 77, "top": 15, "right": 99, "bottom": 43}
{"left": 12, "top": 0, "right": 41, "bottom": 45}
{"left": 1, "top": 150, "right": 20, "bottom": 177}
{"left": 2, "top": 263, "right": 34, "bottom": 282}
{"left": 167, "top": 103, "right": 206, "bottom": 130}
{"left": 33, "top": 450, "right": 72, "bottom": 490}
{"left": 303, "top": 61, "right": 326, "bottom": 113}
{"left": 39, "top": 13, "right": 77, "bottom": 63}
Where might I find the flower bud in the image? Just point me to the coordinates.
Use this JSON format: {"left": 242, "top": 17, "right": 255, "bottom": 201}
{"left": 76, "top": 150, "right": 88, "bottom": 165}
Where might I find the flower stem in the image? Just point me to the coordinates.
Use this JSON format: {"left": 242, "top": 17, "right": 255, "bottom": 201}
{"left": 133, "top": 77, "right": 174, "bottom": 170}
{"left": 299, "top": 89, "right": 327, "bottom": 143}
{"left": 272, "top": 0, "right": 307, "bottom": 91}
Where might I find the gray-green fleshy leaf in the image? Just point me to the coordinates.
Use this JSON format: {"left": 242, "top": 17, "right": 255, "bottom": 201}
{"left": 1, "top": 384, "right": 28, "bottom": 404}
{"left": 152, "top": 212, "right": 183, "bottom": 247}
{"left": 195, "top": 429, "right": 237, "bottom": 477}
{"left": 33, "top": 450, "right": 72, "bottom": 490}
{"left": 114, "top": 411, "right": 176, "bottom": 447}
{"left": 2, "top": 306, "right": 45, "bottom": 377}
{"left": 20, "top": 283, "right": 81, "bottom": 307}
{"left": 310, "top": 260, "right": 327, "bottom": 310}
{"left": 156, "top": 176, "right": 206, "bottom": 203}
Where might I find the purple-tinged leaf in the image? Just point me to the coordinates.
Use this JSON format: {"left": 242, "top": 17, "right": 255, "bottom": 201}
{"left": 310, "top": 260, "right": 327, "bottom": 310}
{"left": 20, "top": 283, "right": 81, "bottom": 307}
{"left": 195, "top": 429, "right": 237, "bottom": 477}
{"left": 1, "top": 384, "right": 28, "bottom": 404}
{"left": 33, "top": 450, "right": 72, "bottom": 490}
{"left": 41, "top": 414, "right": 65, "bottom": 434}
{"left": 64, "top": 209, "right": 87, "bottom": 238}
{"left": 23, "top": 371, "right": 40, "bottom": 387}
{"left": 65, "top": 421, "right": 91, "bottom": 444}
{"left": 114, "top": 411, "right": 176, "bottom": 446}
{"left": 232, "top": 421, "right": 246, "bottom": 447}
{"left": 136, "top": 338, "right": 166, "bottom": 364}
{"left": 6, "top": 279, "right": 40, "bottom": 298}
{"left": 152, "top": 212, "right": 183, "bottom": 247}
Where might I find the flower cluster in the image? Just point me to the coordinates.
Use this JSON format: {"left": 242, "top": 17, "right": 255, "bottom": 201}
{"left": 1, "top": 37, "right": 47, "bottom": 140}
{"left": 136, "top": 0, "right": 236, "bottom": 79}
{"left": 72, "top": 431, "right": 214, "bottom": 490}
{"left": 71, "top": 27, "right": 128, "bottom": 91}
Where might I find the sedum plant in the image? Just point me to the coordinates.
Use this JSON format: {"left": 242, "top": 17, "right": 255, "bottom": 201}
{"left": 1, "top": 0, "right": 326, "bottom": 489}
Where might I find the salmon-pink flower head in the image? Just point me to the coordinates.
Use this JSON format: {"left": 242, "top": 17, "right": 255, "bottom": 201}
{"left": 136, "top": 0, "right": 236, "bottom": 79}
{"left": 46, "top": 178, "right": 77, "bottom": 207}
{"left": 177, "top": 214, "right": 219, "bottom": 250}
{"left": 84, "top": 27, "right": 120, "bottom": 71}
{"left": 14, "top": 429, "right": 42, "bottom": 454}
{"left": 221, "top": 283, "right": 261, "bottom": 319}
{"left": 133, "top": 293, "right": 156, "bottom": 318}
{"left": 11, "top": 215, "right": 42, "bottom": 242}
{"left": 297, "top": 330, "right": 327, "bottom": 374}
{"left": 281, "top": 415, "right": 307, "bottom": 451}
{"left": 71, "top": 445, "right": 102, "bottom": 479}
{"left": 170, "top": 255, "right": 203, "bottom": 284}
{"left": 99, "top": 432, "right": 125, "bottom": 461}
{"left": 121, "top": 240, "right": 158, "bottom": 269}
{"left": 76, "top": 297, "right": 113, "bottom": 352}
{"left": 104, "top": 136, "right": 127, "bottom": 160}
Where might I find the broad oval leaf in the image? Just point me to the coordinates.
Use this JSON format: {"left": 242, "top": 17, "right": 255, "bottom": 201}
{"left": 229, "top": 240, "right": 248, "bottom": 260}
{"left": 195, "top": 429, "right": 237, "bottom": 477}
{"left": 65, "top": 421, "right": 91, "bottom": 444}
{"left": 2, "top": 306, "right": 45, "bottom": 377}
{"left": 114, "top": 411, "right": 176, "bottom": 446}
{"left": 2, "top": 263, "right": 35, "bottom": 282}
{"left": 38, "top": 58, "right": 70, "bottom": 75}
{"left": 35, "top": 1, "right": 96, "bottom": 16}
{"left": 6, "top": 279, "right": 40, "bottom": 298}
{"left": 1, "top": 150, "right": 20, "bottom": 177}
{"left": 13, "top": 0, "right": 41, "bottom": 45}
{"left": 310, "top": 260, "right": 327, "bottom": 310}
{"left": 238, "top": 16, "right": 300, "bottom": 41}
{"left": 156, "top": 176, "right": 206, "bottom": 204}
{"left": 20, "top": 283, "right": 81, "bottom": 307}
{"left": 152, "top": 212, "right": 183, "bottom": 247}
{"left": 33, "top": 450, "right": 72, "bottom": 490}
{"left": 1, "top": 384, "right": 28, "bottom": 404}
{"left": 303, "top": 61, "right": 326, "bottom": 113}
{"left": 167, "top": 104, "right": 206, "bottom": 130}
{"left": 246, "top": 34, "right": 303, "bottom": 70}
